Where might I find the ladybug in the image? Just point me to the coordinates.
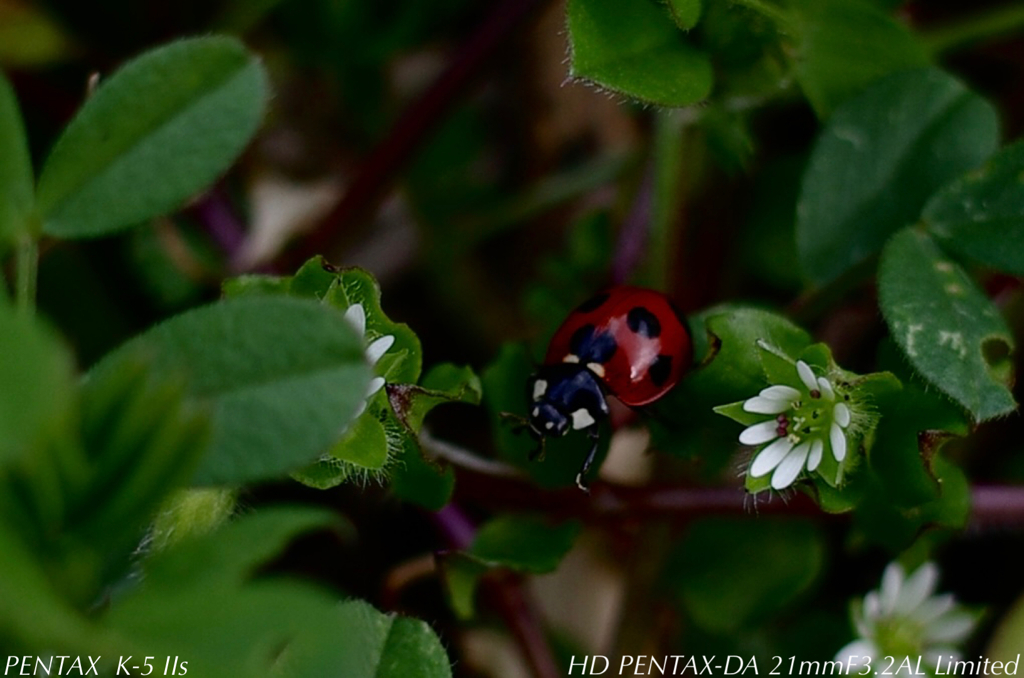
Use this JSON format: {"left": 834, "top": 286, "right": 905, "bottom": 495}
{"left": 526, "top": 286, "right": 693, "bottom": 490}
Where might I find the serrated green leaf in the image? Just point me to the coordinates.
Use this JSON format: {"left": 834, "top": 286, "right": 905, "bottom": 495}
{"left": 879, "top": 228, "right": 1015, "bottom": 422}
{"left": 666, "top": 0, "right": 701, "bottom": 30}
{"left": 924, "top": 140, "right": 1024, "bottom": 275}
{"left": 797, "top": 68, "right": 999, "bottom": 285}
{"left": 0, "top": 306, "right": 75, "bottom": 465}
{"left": 567, "top": 0, "right": 713, "bottom": 106}
{"left": 37, "top": 36, "right": 268, "bottom": 238}
{"left": 667, "top": 518, "right": 825, "bottom": 633}
{"left": 326, "top": 266, "right": 422, "bottom": 385}
{"left": 471, "top": 515, "right": 581, "bottom": 573}
{"left": 789, "top": 0, "right": 929, "bottom": 118}
{"left": 89, "top": 297, "right": 371, "bottom": 485}
{"left": 0, "top": 71, "right": 34, "bottom": 250}
{"left": 389, "top": 363, "right": 482, "bottom": 434}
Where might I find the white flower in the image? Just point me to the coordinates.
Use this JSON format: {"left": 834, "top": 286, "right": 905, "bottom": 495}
{"left": 835, "top": 562, "right": 975, "bottom": 673}
{"left": 344, "top": 303, "right": 395, "bottom": 417}
{"left": 739, "top": 359, "right": 853, "bottom": 490}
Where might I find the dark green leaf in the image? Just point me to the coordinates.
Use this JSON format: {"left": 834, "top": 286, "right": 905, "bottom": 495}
{"left": 789, "top": 0, "right": 929, "bottom": 118}
{"left": 89, "top": 297, "right": 371, "bottom": 484}
{"left": 567, "top": 0, "right": 713, "bottom": 106}
{"left": 924, "top": 140, "right": 1024, "bottom": 275}
{"left": 0, "top": 71, "right": 34, "bottom": 250}
{"left": 0, "top": 307, "right": 75, "bottom": 465}
{"left": 879, "top": 228, "right": 1015, "bottom": 421}
{"left": 471, "top": 515, "right": 581, "bottom": 573}
{"left": 797, "top": 68, "right": 999, "bottom": 285}
{"left": 389, "top": 363, "right": 482, "bottom": 434}
{"left": 667, "top": 518, "right": 825, "bottom": 633}
{"left": 37, "top": 36, "right": 268, "bottom": 238}
{"left": 389, "top": 429, "right": 455, "bottom": 511}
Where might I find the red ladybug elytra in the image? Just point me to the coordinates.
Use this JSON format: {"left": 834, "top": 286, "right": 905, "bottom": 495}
{"left": 526, "top": 286, "right": 693, "bottom": 490}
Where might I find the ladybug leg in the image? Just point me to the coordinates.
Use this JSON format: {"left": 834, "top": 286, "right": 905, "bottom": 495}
{"left": 528, "top": 435, "right": 547, "bottom": 462}
{"left": 575, "top": 427, "right": 601, "bottom": 492}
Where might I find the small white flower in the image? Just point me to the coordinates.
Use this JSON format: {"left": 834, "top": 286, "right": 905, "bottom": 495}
{"left": 835, "top": 562, "right": 975, "bottom": 673}
{"left": 344, "top": 303, "right": 395, "bottom": 417}
{"left": 739, "top": 360, "right": 853, "bottom": 490}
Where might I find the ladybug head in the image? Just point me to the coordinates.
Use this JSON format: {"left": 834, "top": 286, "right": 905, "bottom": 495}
{"left": 526, "top": 363, "right": 609, "bottom": 439}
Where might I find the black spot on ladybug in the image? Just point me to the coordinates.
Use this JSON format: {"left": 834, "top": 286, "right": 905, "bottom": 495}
{"left": 576, "top": 292, "right": 610, "bottom": 314}
{"left": 570, "top": 324, "right": 618, "bottom": 364}
{"left": 649, "top": 354, "right": 673, "bottom": 386}
{"left": 627, "top": 307, "right": 661, "bottom": 338}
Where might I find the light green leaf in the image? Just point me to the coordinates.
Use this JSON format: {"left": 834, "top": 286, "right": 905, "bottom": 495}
{"left": 924, "top": 140, "right": 1024, "bottom": 275}
{"left": 330, "top": 600, "right": 453, "bottom": 678}
{"left": 0, "top": 306, "right": 75, "bottom": 465}
{"left": 567, "top": 0, "right": 713, "bottom": 106}
{"left": 666, "top": 0, "right": 701, "bottom": 30}
{"left": 789, "top": 0, "right": 929, "bottom": 118}
{"left": 879, "top": 228, "right": 1015, "bottom": 422}
{"left": 797, "top": 68, "right": 999, "bottom": 285}
{"left": 471, "top": 515, "right": 582, "bottom": 573}
{"left": 37, "top": 36, "right": 268, "bottom": 238}
{"left": 0, "top": 71, "right": 34, "bottom": 250}
{"left": 89, "top": 297, "right": 371, "bottom": 485}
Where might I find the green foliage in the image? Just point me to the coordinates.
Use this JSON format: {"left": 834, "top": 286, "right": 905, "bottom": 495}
{"left": 797, "top": 68, "right": 999, "bottom": 285}
{"left": 37, "top": 36, "right": 268, "bottom": 238}
{"left": 567, "top": 0, "right": 713, "bottom": 106}
{"left": 0, "top": 307, "right": 74, "bottom": 464}
{"left": 471, "top": 514, "right": 582, "bottom": 572}
{"left": 667, "top": 518, "right": 825, "bottom": 633}
{"left": 666, "top": 0, "right": 702, "bottom": 30}
{"left": 225, "top": 258, "right": 479, "bottom": 505}
{"left": 923, "top": 140, "right": 1024, "bottom": 275}
{"left": 879, "top": 228, "right": 1016, "bottom": 422}
{"left": 90, "top": 296, "right": 372, "bottom": 485}
{"left": 789, "top": 0, "right": 929, "bottom": 117}
{"left": 482, "top": 343, "right": 608, "bottom": 488}
{"left": 0, "top": 72, "right": 34, "bottom": 252}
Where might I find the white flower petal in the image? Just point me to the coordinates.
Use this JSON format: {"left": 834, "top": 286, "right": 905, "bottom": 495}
{"left": 797, "top": 360, "right": 818, "bottom": 392}
{"left": 750, "top": 437, "right": 794, "bottom": 477}
{"left": 862, "top": 591, "right": 882, "bottom": 621}
{"left": 912, "top": 593, "right": 956, "bottom": 625}
{"left": 739, "top": 420, "right": 780, "bottom": 445}
{"left": 925, "top": 612, "right": 975, "bottom": 644}
{"left": 830, "top": 422, "right": 847, "bottom": 462}
{"left": 366, "top": 334, "right": 395, "bottom": 365}
{"left": 771, "top": 442, "right": 811, "bottom": 489}
{"left": 834, "top": 639, "right": 878, "bottom": 667}
{"left": 365, "top": 376, "right": 385, "bottom": 398}
{"left": 817, "top": 376, "right": 836, "bottom": 401}
{"left": 895, "top": 562, "right": 939, "bottom": 614}
{"left": 879, "top": 562, "right": 905, "bottom": 615}
{"left": 344, "top": 303, "right": 367, "bottom": 337}
{"left": 760, "top": 385, "right": 801, "bottom": 401}
{"left": 743, "top": 396, "right": 792, "bottom": 414}
{"left": 807, "top": 439, "right": 824, "bottom": 471}
{"left": 834, "top": 402, "right": 851, "bottom": 428}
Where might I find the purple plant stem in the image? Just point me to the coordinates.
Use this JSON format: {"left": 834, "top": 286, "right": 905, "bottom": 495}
{"left": 433, "top": 503, "right": 477, "bottom": 551}
{"left": 292, "top": 0, "right": 550, "bottom": 266}
{"left": 190, "top": 189, "right": 246, "bottom": 260}
{"left": 612, "top": 161, "right": 654, "bottom": 285}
